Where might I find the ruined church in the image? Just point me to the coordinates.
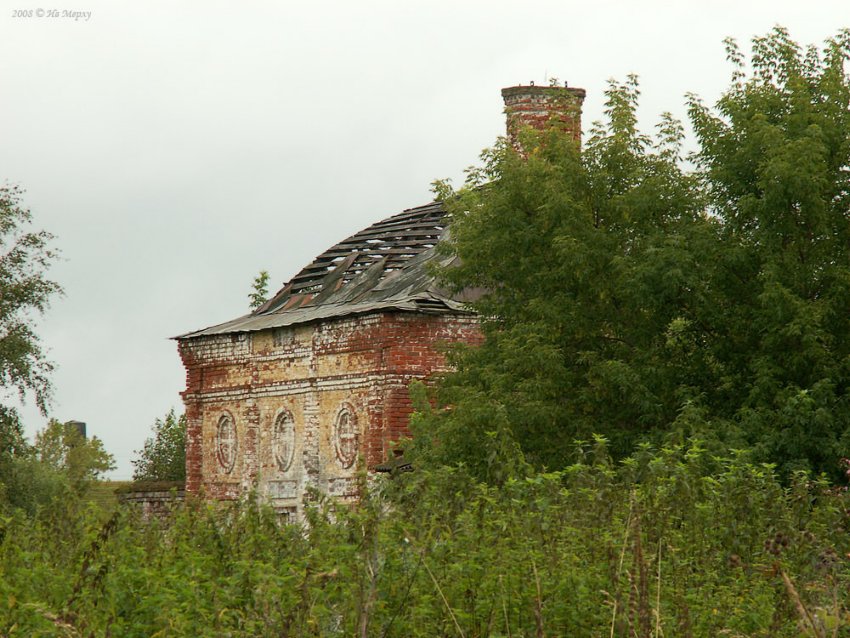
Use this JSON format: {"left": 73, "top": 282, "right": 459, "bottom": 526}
{"left": 176, "top": 83, "right": 585, "bottom": 518}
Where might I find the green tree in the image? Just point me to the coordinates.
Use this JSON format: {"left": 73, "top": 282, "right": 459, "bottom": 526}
{"left": 0, "top": 406, "right": 31, "bottom": 507}
{"left": 0, "top": 185, "right": 61, "bottom": 508}
{"left": 249, "top": 269, "right": 270, "bottom": 309}
{"left": 1, "top": 419, "right": 115, "bottom": 514}
{"left": 420, "top": 77, "right": 709, "bottom": 479}
{"left": 33, "top": 419, "right": 115, "bottom": 493}
{"left": 416, "top": 28, "right": 850, "bottom": 480}
{"left": 131, "top": 409, "right": 186, "bottom": 482}
{"left": 0, "top": 185, "right": 62, "bottom": 419}
{"left": 686, "top": 27, "right": 850, "bottom": 475}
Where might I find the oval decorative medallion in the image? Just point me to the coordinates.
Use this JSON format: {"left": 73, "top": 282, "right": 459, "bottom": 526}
{"left": 333, "top": 404, "right": 358, "bottom": 469}
{"left": 272, "top": 409, "right": 296, "bottom": 472}
{"left": 216, "top": 413, "right": 237, "bottom": 473}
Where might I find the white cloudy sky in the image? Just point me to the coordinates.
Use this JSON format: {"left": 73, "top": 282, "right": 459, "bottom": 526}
{"left": 2, "top": 0, "right": 848, "bottom": 478}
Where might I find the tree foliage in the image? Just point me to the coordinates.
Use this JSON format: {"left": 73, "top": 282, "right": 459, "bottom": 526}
{"left": 131, "top": 409, "right": 186, "bottom": 482}
{"left": 1, "top": 419, "right": 115, "bottom": 514}
{"left": 248, "top": 269, "right": 270, "bottom": 309}
{"left": 0, "top": 186, "right": 63, "bottom": 512}
{"left": 0, "top": 406, "right": 30, "bottom": 508}
{"left": 34, "top": 419, "right": 115, "bottom": 491}
{"left": 0, "top": 185, "right": 61, "bottom": 418}
{"left": 416, "top": 28, "right": 850, "bottom": 481}
{"left": 686, "top": 28, "right": 850, "bottom": 475}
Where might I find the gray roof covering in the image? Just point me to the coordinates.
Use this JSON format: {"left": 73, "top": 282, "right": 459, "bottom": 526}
{"left": 177, "top": 201, "right": 476, "bottom": 339}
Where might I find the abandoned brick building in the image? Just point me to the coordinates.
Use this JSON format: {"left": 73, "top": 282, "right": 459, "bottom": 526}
{"left": 176, "top": 83, "right": 585, "bottom": 517}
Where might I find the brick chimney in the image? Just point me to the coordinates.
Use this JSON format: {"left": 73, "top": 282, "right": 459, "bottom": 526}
{"left": 501, "top": 83, "right": 586, "bottom": 149}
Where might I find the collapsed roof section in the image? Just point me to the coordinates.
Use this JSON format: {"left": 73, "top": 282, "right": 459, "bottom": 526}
{"left": 177, "top": 84, "right": 588, "bottom": 341}
{"left": 177, "top": 201, "right": 476, "bottom": 339}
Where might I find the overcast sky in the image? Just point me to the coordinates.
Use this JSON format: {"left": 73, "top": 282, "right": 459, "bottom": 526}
{"left": 2, "top": 0, "right": 848, "bottom": 478}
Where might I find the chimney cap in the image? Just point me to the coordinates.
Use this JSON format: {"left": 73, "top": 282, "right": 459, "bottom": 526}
{"left": 501, "top": 83, "right": 586, "bottom": 150}
{"left": 501, "top": 84, "right": 587, "bottom": 100}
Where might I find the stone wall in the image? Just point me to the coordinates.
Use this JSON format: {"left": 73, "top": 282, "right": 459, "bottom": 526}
{"left": 117, "top": 484, "right": 185, "bottom": 520}
{"left": 178, "top": 311, "right": 480, "bottom": 518}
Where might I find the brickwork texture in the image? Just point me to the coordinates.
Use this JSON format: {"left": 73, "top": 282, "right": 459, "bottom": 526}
{"left": 179, "top": 312, "right": 481, "bottom": 516}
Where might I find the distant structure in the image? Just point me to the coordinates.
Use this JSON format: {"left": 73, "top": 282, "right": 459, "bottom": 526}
{"left": 175, "top": 83, "right": 586, "bottom": 518}
{"left": 67, "top": 420, "right": 86, "bottom": 438}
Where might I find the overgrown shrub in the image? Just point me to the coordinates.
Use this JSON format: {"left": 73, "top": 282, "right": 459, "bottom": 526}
{"left": 0, "top": 441, "right": 847, "bottom": 636}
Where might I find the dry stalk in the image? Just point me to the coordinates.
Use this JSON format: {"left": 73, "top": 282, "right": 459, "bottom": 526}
{"left": 499, "top": 575, "right": 513, "bottom": 638}
{"left": 634, "top": 512, "right": 650, "bottom": 638}
{"left": 653, "top": 542, "right": 663, "bottom": 638}
{"left": 830, "top": 576, "right": 840, "bottom": 638}
{"left": 610, "top": 494, "right": 636, "bottom": 638}
{"left": 422, "top": 555, "right": 466, "bottom": 638}
{"left": 627, "top": 569, "right": 637, "bottom": 637}
{"left": 531, "top": 558, "right": 545, "bottom": 638}
{"left": 358, "top": 556, "right": 379, "bottom": 638}
{"left": 780, "top": 568, "right": 824, "bottom": 638}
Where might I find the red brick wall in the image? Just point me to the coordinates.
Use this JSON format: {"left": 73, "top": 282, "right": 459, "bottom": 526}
{"left": 177, "top": 311, "right": 481, "bottom": 513}
{"left": 501, "top": 85, "right": 586, "bottom": 148}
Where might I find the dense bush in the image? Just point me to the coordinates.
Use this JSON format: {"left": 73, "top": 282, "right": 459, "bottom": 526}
{"left": 0, "top": 441, "right": 848, "bottom": 636}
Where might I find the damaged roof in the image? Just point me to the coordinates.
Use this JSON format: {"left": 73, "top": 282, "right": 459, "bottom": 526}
{"left": 177, "top": 201, "right": 477, "bottom": 339}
